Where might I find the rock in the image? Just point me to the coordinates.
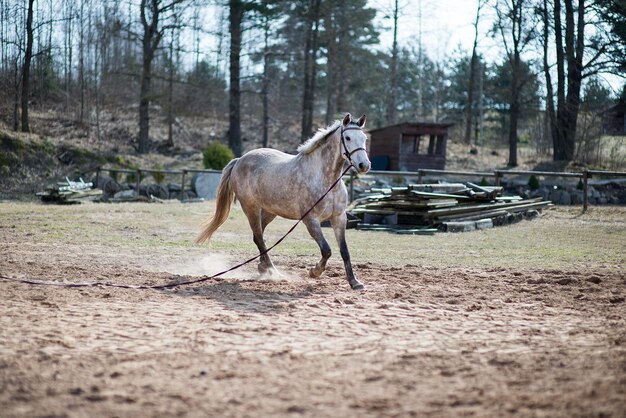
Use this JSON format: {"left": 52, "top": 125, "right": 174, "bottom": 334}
{"left": 445, "top": 222, "right": 476, "bottom": 233}
{"left": 113, "top": 190, "right": 136, "bottom": 200}
{"left": 549, "top": 189, "right": 562, "bottom": 204}
{"left": 167, "top": 183, "right": 182, "bottom": 192}
{"left": 558, "top": 190, "right": 571, "bottom": 205}
{"left": 192, "top": 172, "right": 222, "bottom": 200}
{"left": 143, "top": 184, "right": 169, "bottom": 199}
{"left": 475, "top": 219, "right": 493, "bottom": 230}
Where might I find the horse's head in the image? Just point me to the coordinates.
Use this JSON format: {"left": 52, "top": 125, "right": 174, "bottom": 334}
{"left": 341, "top": 114, "right": 371, "bottom": 174}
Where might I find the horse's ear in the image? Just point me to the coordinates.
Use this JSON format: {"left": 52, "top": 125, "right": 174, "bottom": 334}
{"left": 342, "top": 113, "right": 351, "bottom": 126}
{"left": 357, "top": 114, "right": 367, "bottom": 128}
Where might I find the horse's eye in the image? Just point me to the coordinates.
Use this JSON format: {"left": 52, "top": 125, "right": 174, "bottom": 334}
{"left": 346, "top": 136, "right": 351, "bottom": 141}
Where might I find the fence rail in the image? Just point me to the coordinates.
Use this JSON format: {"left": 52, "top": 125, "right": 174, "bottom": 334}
{"left": 95, "top": 166, "right": 222, "bottom": 202}
{"left": 96, "top": 165, "right": 625, "bottom": 212}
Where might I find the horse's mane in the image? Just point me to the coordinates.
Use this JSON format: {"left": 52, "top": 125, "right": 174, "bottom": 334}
{"left": 297, "top": 121, "right": 341, "bottom": 155}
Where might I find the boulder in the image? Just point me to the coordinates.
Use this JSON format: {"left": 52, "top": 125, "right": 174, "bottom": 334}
{"left": 192, "top": 172, "right": 222, "bottom": 200}
{"left": 558, "top": 190, "right": 571, "bottom": 205}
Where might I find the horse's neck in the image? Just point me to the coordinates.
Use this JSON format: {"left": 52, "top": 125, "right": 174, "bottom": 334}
{"left": 306, "top": 131, "right": 345, "bottom": 182}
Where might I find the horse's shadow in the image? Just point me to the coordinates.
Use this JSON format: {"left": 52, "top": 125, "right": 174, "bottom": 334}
{"left": 163, "top": 276, "right": 316, "bottom": 314}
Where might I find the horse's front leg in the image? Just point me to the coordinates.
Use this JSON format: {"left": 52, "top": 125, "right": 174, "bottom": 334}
{"left": 303, "top": 218, "right": 331, "bottom": 278}
{"left": 331, "top": 213, "right": 365, "bottom": 290}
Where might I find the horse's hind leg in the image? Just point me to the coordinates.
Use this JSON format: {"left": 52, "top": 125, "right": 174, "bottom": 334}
{"left": 260, "top": 209, "right": 278, "bottom": 274}
{"left": 303, "top": 218, "right": 331, "bottom": 278}
{"left": 242, "top": 204, "right": 278, "bottom": 275}
{"left": 331, "top": 213, "right": 364, "bottom": 290}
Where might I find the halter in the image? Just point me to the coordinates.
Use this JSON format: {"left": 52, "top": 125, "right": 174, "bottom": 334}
{"left": 340, "top": 125, "right": 367, "bottom": 167}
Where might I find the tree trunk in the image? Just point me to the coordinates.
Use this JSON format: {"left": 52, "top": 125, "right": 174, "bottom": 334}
{"left": 562, "top": 0, "right": 584, "bottom": 161}
{"left": 464, "top": 1, "right": 482, "bottom": 144}
{"left": 166, "top": 31, "right": 175, "bottom": 147}
{"left": 262, "top": 15, "right": 270, "bottom": 148}
{"left": 554, "top": 0, "right": 566, "bottom": 160}
{"left": 20, "top": 0, "right": 34, "bottom": 133}
{"left": 228, "top": 0, "right": 243, "bottom": 156}
{"left": 300, "top": 0, "right": 321, "bottom": 141}
{"left": 508, "top": 52, "right": 521, "bottom": 167}
{"left": 542, "top": 0, "right": 557, "bottom": 156}
{"left": 386, "top": 0, "right": 398, "bottom": 125}
{"left": 13, "top": 57, "right": 20, "bottom": 131}
{"left": 138, "top": 0, "right": 161, "bottom": 154}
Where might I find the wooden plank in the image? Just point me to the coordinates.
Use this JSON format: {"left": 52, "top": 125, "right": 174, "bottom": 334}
{"left": 425, "top": 197, "right": 544, "bottom": 218}
{"left": 410, "top": 191, "right": 472, "bottom": 200}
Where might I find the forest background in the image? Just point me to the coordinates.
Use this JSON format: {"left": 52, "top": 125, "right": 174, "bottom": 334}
{"left": 1, "top": 0, "right": 625, "bottom": 178}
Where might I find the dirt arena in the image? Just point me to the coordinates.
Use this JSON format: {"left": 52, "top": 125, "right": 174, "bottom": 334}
{"left": 1, "top": 202, "right": 625, "bottom": 417}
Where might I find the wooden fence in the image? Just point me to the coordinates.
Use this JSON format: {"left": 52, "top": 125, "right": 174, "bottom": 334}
{"left": 96, "top": 165, "right": 626, "bottom": 212}
{"left": 95, "top": 167, "right": 221, "bottom": 202}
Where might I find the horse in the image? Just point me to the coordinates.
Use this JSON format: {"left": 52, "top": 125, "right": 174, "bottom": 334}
{"left": 196, "top": 113, "right": 371, "bottom": 290}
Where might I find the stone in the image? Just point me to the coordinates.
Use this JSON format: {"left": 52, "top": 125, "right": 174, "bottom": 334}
{"left": 192, "top": 172, "right": 223, "bottom": 200}
{"left": 549, "top": 189, "right": 562, "bottom": 204}
{"left": 475, "top": 219, "right": 493, "bottom": 230}
{"left": 558, "top": 191, "right": 571, "bottom": 205}
{"left": 113, "top": 190, "right": 136, "bottom": 199}
{"left": 445, "top": 222, "right": 476, "bottom": 233}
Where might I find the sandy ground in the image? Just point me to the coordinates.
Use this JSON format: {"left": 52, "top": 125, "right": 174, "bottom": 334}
{"left": 0, "top": 203, "right": 625, "bottom": 417}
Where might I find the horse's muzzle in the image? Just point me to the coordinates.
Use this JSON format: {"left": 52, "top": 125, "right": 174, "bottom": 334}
{"left": 357, "top": 161, "right": 371, "bottom": 174}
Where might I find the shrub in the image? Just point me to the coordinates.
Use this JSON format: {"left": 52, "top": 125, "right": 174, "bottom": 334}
{"left": 528, "top": 175, "right": 540, "bottom": 190}
{"left": 576, "top": 179, "right": 584, "bottom": 190}
{"left": 151, "top": 164, "right": 166, "bottom": 184}
{"left": 126, "top": 167, "right": 145, "bottom": 184}
{"left": 479, "top": 177, "right": 489, "bottom": 187}
{"left": 203, "top": 142, "right": 234, "bottom": 170}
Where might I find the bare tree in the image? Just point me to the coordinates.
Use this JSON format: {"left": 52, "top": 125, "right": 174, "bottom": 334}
{"left": 228, "top": 0, "right": 244, "bottom": 156}
{"left": 494, "top": 0, "right": 535, "bottom": 167}
{"left": 20, "top": 0, "right": 35, "bottom": 132}
{"left": 463, "top": 0, "right": 486, "bottom": 144}
{"left": 386, "top": 0, "right": 399, "bottom": 125}
{"left": 300, "top": 0, "right": 321, "bottom": 141}
{"left": 137, "top": 0, "right": 185, "bottom": 154}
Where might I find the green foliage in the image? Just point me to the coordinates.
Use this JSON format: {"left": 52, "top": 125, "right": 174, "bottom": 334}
{"left": 479, "top": 177, "right": 489, "bottom": 187}
{"left": 528, "top": 175, "right": 540, "bottom": 190}
{"left": 151, "top": 164, "right": 166, "bottom": 184}
{"left": 203, "top": 142, "right": 234, "bottom": 170}
{"left": 109, "top": 170, "right": 119, "bottom": 182}
{"left": 577, "top": 179, "right": 584, "bottom": 190}
{"left": 126, "top": 167, "right": 145, "bottom": 184}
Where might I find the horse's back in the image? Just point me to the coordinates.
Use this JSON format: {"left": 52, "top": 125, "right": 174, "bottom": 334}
{"left": 230, "top": 148, "right": 319, "bottom": 218}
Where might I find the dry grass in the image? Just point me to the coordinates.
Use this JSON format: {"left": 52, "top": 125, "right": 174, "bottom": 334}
{"left": 1, "top": 201, "right": 623, "bottom": 272}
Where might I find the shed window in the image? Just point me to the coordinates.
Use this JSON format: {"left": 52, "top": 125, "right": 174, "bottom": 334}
{"left": 401, "top": 135, "right": 423, "bottom": 155}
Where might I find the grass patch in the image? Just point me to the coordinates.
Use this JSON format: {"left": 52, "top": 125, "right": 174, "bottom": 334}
{"left": 1, "top": 202, "right": 624, "bottom": 271}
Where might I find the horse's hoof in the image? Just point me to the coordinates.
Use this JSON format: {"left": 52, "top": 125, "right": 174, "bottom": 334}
{"left": 309, "top": 267, "right": 322, "bottom": 278}
{"left": 350, "top": 280, "right": 365, "bottom": 291}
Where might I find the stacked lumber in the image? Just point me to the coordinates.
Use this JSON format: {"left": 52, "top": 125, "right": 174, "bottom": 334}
{"left": 37, "top": 177, "right": 102, "bottom": 204}
{"left": 348, "top": 182, "right": 551, "bottom": 233}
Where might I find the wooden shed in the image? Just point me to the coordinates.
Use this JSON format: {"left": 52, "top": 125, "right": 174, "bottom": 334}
{"left": 367, "top": 122, "right": 453, "bottom": 171}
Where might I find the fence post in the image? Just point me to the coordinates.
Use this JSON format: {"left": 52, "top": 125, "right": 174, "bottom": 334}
{"left": 95, "top": 166, "right": 100, "bottom": 188}
{"left": 583, "top": 170, "right": 589, "bottom": 213}
{"left": 181, "top": 170, "right": 187, "bottom": 202}
{"left": 494, "top": 170, "right": 501, "bottom": 187}
{"left": 417, "top": 169, "right": 423, "bottom": 184}
{"left": 135, "top": 169, "right": 141, "bottom": 199}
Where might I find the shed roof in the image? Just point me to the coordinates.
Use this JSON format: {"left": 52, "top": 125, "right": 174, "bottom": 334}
{"left": 368, "top": 122, "right": 454, "bottom": 134}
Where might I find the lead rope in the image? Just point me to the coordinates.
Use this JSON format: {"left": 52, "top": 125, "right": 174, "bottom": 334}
{"left": 0, "top": 164, "right": 355, "bottom": 290}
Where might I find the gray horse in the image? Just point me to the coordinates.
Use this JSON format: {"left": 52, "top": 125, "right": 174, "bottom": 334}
{"left": 196, "top": 113, "right": 371, "bottom": 290}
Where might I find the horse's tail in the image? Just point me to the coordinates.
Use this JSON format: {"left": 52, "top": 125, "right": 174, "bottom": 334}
{"left": 195, "top": 158, "right": 239, "bottom": 245}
